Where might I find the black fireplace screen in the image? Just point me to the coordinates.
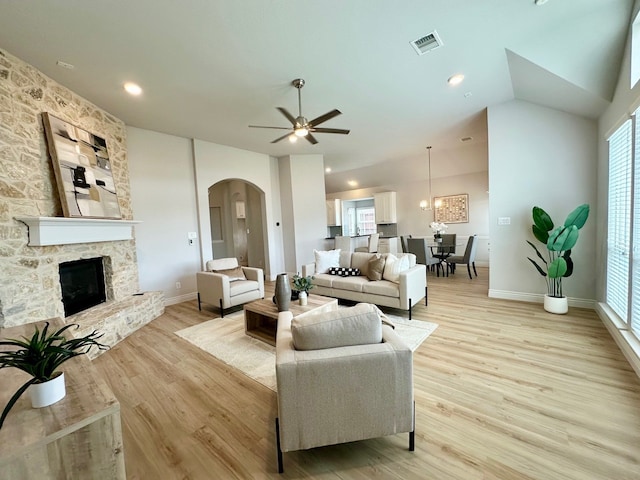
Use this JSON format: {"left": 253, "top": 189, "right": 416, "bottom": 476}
{"left": 59, "top": 257, "right": 106, "bottom": 316}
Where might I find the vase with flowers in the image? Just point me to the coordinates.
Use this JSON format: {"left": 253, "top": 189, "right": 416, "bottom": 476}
{"left": 292, "top": 273, "right": 314, "bottom": 306}
{"left": 430, "top": 222, "right": 448, "bottom": 242}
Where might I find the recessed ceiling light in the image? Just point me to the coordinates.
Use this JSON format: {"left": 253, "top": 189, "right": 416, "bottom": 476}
{"left": 347, "top": 180, "right": 358, "bottom": 187}
{"left": 464, "top": 92, "right": 473, "bottom": 98}
{"left": 124, "top": 82, "right": 142, "bottom": 96}
{"left": 56, "top": 60, "right": 75, "bottom": 70}
{"left": 448, "top": 74, "right": 464, "bottom": 86}
{"left": 535, "top": 0, "right": 548, "bottom": 5}
{"left": 325, "top": 167, "right": 332, "bottom": 173}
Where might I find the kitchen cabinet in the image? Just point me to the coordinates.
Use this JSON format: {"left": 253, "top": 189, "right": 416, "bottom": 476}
{"left": 374, "top": 192, "right": 397, "bottom": 224}
{"left": 326, "top": 199, "right": 342, "bottom": 226}
{"left": 378, "top": 237, "right": 399, "bottom": 254}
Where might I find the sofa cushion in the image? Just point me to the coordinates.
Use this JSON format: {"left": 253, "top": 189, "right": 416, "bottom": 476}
{"left": 314, "top": 249, "right": 341, "bottom": 274}
{"left": 382, "top": 254, "right": 410, "bottom": 283}
{"left": 213, "top": 266, "right": 247, "bottom": 282}
{"left": 291, "top": 303, "right": 383, "bottom": 351}
{"left": 350, "top": 252, "right": 376, "bottom": 276}
{"left": 363, "top": 280, "right": 400, "bottom": 298}
{"left": 329, "top": 266, "right": 361, "bottom": 277}
{"left": 312, "top": 273, "right": 334, "bottom": 288}
{"left": 366, "top": 254, "right": 385, "bottom": 281}
{"left": 331, "top": 276, "right": 369, "bottom": 292}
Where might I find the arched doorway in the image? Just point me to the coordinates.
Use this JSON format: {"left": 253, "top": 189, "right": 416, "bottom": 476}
{"left": 208, "top": 179, "right": 266, "bottom": 269}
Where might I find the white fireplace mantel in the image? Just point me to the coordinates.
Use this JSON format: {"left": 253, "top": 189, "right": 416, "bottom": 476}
{"left": 16, "top": 217, "right": 142, "bottom": 246}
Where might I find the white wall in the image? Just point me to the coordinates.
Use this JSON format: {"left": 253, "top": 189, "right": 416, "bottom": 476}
{"left": 487, "top": 100, "right": 598, "bottom": 306}
{"left": 279, "top": 154, "right": 328, "bottom": 273}
{"left": 127, "top": 127, "right": 201, "bottom": 305}
{"left": 327, "top": 169, "right": 490, "bottom": 265}
{"left": 193, "top": 139, "right": 285, "bottom": 280}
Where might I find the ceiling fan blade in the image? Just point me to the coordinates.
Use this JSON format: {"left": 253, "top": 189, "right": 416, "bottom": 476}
{"left": 277, "top": 107, "right": 297, "bottom": 126}
{"left": 311, "top": 127, "right": 350, "bottom": 135}
{"left": 308, "top": 109, "right": 341, "bottom": 127}
{"left": 271, "top": 132, "right": 293, "bottom": 144}
{"left": 249, "top": 125, "right": 292, "bottom": 130}
{"left": 305, "top": 133, "right": 318, "bottom": 145}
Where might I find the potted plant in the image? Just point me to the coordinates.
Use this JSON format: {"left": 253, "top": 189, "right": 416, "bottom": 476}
{"left": 526, "top": 203, "right": 590, "bottom": 314}
{"left": 292, "top": 273, "right": 314, "bottom": 306}
{"left": 0, "top": 321, "right": 108, "bottom": 429}
{"left": 430, "top": 222, "right": 448, "bottom": 242}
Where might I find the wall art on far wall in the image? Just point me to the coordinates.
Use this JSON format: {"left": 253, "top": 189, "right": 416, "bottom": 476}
{"left": 434, "top": 193, "right": 469, "bottom": 224}
{"left": 43, "top": 112, "right": 122, "bottom": 219}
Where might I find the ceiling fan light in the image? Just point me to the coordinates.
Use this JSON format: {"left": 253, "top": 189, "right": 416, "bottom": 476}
{"left": 294, "top": 127, "right": 309, "bottom": 137}
{"left": 288, "top": 134, "right": 297, "bottom": 143}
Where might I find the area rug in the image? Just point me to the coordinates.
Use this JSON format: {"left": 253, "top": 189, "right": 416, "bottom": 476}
{"left": 175, "top": 311, "right": 438, "bottom": 392}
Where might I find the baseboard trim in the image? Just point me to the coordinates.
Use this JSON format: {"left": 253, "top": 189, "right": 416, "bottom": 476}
{"left": 488, "top": 289, "right": 595, "bottom": 309}
{"left": 165, "top": 292, "right": 197, "bottom": 306}
{"left": 596, "top": 303, "right": 640, "bottom": 378}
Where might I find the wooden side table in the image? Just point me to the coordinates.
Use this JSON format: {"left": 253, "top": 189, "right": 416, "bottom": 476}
{"left": 0, "top": 318, "right": 126, "bottom": 479}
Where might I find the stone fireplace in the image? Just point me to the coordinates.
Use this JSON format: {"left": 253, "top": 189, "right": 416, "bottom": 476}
{"left": 0, "top": 48, "right": 163, "bottom": 355}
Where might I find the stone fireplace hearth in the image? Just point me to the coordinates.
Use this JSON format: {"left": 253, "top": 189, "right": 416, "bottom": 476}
{"left": 0, "top": 48, "right": 163, "bottom": 353}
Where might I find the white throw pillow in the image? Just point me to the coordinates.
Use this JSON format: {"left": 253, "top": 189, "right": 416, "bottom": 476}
{"left": 382, "top": 253, "right": 410, "bottom": 283}
{"left": 314, "top": 249, "right": 341, "bottom": 274}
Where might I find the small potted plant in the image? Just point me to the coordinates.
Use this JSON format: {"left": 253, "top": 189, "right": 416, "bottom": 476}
{"left": 430, "top": 222, "right": 448, "bottom": 242}
{"left": 526, "top": 203, "right": 590, "bottom": 314}
{"left": 292, "top": 273, "right": 314, "bottom": 306}
{"left": 0, "top": 321, "right": 108, "bottom": 429}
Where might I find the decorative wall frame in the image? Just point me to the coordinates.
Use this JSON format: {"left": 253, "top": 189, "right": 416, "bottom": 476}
{"left": 434, "top": 193, "right": 469, "bottom": 224}
{"left": 43, "top": 113, "right": 121, "bottom": 219}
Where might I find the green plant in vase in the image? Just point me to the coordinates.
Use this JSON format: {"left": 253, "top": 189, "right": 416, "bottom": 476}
{"left": 526, "top": 204, "right": 589, "bottom": 311}
{"left": 292, "top": 273, "right": 314, "bottom": 305}
{"left": 0, "top": 322, "right": 108, "bottom": 429}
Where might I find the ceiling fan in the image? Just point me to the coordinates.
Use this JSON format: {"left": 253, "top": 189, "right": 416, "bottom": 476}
{"left": 249, "top": 78, "right": 350, "bottom": 144}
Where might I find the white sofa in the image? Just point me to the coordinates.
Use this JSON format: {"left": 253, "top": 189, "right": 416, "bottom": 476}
{"left": 302, "top": 250, "right": 427, "bottom": 319}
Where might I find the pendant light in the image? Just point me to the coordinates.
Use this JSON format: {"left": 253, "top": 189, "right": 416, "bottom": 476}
{"left": 420, "top": 146, "right": 433, "bottom": 210}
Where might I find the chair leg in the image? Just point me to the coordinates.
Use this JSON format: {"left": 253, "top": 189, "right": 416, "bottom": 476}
{"left": 197, "top": 292, "right": 201, "bottom": 311}
{"left": 219, "top": 299, "right": 225, "bottom": 318}
{"left": 425, "top": 287, "right": 428, "bottom": 306}
{"left": 467, "top": 264, "right": 472, "bottom": 280}
{"left": 472, "top": 262, "right": 477, "bottom": 276}
{"left": 275, "top": 418, "right": 284, "bottom": 473}
{"left": 409, "top": 400, "right": 415, "bottom": 451}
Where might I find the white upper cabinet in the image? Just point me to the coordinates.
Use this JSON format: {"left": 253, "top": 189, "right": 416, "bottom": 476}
{"left": 326, "top": 199, "right": 342, "bottom": 226}
{"left": 374, "top": 192, "right": 397, "bottom": 224}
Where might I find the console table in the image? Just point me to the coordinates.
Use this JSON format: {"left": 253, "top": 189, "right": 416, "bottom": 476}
{"left": 0, "top": 319, "right": 126, "bottom": 479}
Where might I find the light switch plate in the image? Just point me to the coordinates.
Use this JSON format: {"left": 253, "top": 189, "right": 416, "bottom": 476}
{"left": 498, "top": 217, "right": 511, "bottom": 225}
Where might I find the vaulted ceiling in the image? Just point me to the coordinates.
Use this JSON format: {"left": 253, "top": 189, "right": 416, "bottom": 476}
{"left": 0, "top": 0, "right": 633, "bottom": 192}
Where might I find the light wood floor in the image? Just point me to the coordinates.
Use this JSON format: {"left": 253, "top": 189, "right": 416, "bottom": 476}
{"left": 93, "top": 268, "right": 640, "bottom": 479}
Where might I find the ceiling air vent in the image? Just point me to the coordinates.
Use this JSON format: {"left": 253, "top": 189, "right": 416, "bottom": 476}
{"left": 410, "top": 31, "right": 443, "bottom": 55}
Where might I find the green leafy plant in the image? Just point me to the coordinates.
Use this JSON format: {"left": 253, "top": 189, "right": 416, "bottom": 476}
{"left": 292, "top": 273, "right": 314, "bottom": 294}
{"left": 0, "top": 322, "right": 108, "bottom": 429}
{"left": 526, "top": 204, "right": 590, "bottom": 298}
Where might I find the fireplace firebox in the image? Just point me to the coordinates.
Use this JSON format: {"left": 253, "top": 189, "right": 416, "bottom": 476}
{"left": 59, "top": 257, "right": 107, "bottom": 317}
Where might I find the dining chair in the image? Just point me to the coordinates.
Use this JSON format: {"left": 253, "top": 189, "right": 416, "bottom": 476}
{"left": 407, "top": 237, "right": 442, "bottom": 275}
{"left": 446, "top": 234, "right": 478, "bottom": 279}
{"left": 400, "top": 234, "right": 412, "bottom": 253}
{"left": 355, "top": 232, "right": 379, "bottom": 253}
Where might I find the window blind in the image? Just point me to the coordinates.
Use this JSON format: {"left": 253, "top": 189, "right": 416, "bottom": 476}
{"left": 632, "top": 113, "right": 640, "bottom": 334}
{"left": 607, "top": 119, "right": 632, "bottom": 322}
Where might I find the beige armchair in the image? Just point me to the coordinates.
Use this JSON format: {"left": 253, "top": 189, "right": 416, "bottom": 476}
{"left": 275, "top": 304, "right": 415, "bottom": 473}
{"left": 196, "top": 258, "right": 264, "bottom": 317}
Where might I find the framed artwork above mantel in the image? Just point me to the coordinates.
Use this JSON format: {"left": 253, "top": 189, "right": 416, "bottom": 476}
{"left": 434, "top": 193, "right": 469, "bottom": 224}
{"left": 42, "top": 112, "right": 122, "bottom": 219}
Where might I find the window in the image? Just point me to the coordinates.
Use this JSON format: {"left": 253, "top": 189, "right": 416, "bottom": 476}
{"left": 607, "top": 112, "right": 640, "bottom": 337}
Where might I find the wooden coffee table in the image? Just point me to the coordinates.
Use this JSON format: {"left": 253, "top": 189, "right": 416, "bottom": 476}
{"left": 244, "top": 294, "right": 338, "bottom": 346}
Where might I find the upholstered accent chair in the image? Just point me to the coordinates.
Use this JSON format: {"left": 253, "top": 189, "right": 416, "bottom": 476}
{"left": 196, "top": 258, "right": 264, "bottom": 317}
{"left": 275, "top": 303, "right": 415, "bottom": 473}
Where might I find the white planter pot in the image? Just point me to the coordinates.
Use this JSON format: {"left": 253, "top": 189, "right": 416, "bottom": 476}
{"left": 30, "top": 372, "right": 66, "bottom": 408}
{"left": 544, "top": 295, "right": 568, "bottom": 315}
{"left": 299, "top": 291, "right": 308, "bottom": 306}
